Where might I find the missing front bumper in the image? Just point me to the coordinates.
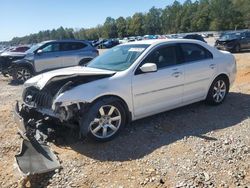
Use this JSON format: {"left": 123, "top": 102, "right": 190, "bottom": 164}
{"left": 15, "top": 140, "right": 61, "bottom": 176}
{"left": 13, "top": 101, "right": 61, "bottom": 175}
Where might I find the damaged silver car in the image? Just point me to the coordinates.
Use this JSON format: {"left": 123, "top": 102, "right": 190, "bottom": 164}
{"left": 15, "top": 39, "right": 236, "bottom": 143}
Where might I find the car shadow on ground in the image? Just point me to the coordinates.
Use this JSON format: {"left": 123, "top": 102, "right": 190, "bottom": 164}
{"left": 233, "top": 49, "right": 250, "bottom": 54}
{"left": 59, "top": 92, "right": 250, "bottom": 162}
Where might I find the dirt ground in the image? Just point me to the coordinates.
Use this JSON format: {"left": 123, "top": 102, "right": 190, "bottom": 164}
{"left": 0, "top": 47, "right": 249, "bottom": 188}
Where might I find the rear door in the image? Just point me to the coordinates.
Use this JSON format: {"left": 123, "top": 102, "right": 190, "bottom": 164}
{"left": 245, "top": 32, "right": 250, "bottom": 48}
{"left": 132, "top": 44, "right": 184, "bottom": 118}
{"left": 34, "top": 42, "right": 63, "bottom": 72}
{"left": 60, "top": 42, "right": 88, "bottom": 67}
{"left": 180, "top": 43, "right": 216, "bottom": 104}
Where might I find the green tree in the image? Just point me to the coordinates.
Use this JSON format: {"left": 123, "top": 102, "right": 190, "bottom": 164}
{"left": 116, "top": 17, "right": 127, "bottom": 38}
{"left": 144, "top": 7, "right": 162, "bottom": 34}
{"left": 103, "top": 17, "right": 118, "bottom": 38}
{"left": 209, "top": 0, "right": 242, "bottom": 30}
{"left": 130, "top": 13, "right": 145, "bottom": 36}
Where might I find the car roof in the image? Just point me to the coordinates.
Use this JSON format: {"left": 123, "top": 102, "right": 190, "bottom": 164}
{"left": 43, "top": 39, "right": 90, "bottom": 44}
{"left": 121, "top": 38, "right": 205, "bottom": 46}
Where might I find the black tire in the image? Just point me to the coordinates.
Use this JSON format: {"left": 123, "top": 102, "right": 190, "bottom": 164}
{"left": 234, "top": 44, "right": 241, "bottom": 53}
{"left": 79, "top": 58, "right": 93, "bottom": 66}
{"left": 206, "top": 76, "right": 229, "bottom": 105}
{"left": 12, "top": 66, "right": 33, "bottom": 84}
{"left": 80, "top": 97, "right": 126, "bottom": 142}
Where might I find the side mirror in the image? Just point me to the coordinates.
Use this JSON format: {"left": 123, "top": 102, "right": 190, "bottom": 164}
{"left": 140, "top": 63, "right": 157, "bottom": 73}
{"left": 36, "top": 49, "right": 43, "bottom": 54}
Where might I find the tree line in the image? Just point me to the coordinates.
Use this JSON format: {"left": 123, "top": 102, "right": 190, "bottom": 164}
{"left": 6, "top": 0, "right": 250, "bottom": 45}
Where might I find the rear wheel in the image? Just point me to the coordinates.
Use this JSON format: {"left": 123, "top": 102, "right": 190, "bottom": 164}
{"left": 12, "top": 66, "right": 33, "bottom": 83}
{"left": 79, "top": 58, "right": 93, "bottom": 66}
{"left": 80, "top": 98, "right": 126, "bottom": 142}
{"left": 234, "top": 44, "right": 241, "bottom": 53}
{"left": 206, "top": 76, "right": 229, "bottom": 105}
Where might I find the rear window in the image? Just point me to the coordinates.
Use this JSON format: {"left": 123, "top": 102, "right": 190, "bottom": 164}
{"left": 180, "top": 43, "right": 213, "bottom": 62}
{"left": 61, "top": 42, "right": 87, "bottom": 51}
{"left": 11, "top": 46, "right": 29, "bottom": 52}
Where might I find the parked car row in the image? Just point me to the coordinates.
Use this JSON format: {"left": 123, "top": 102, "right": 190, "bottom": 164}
{"left": 92, "top": 34, "right": 208, "bottom": 49}
{"left": 92, "top": 39, "right": 119, "bottom": 49}
{"left": 0, "top": 40, "right": 98, "bottom": 82}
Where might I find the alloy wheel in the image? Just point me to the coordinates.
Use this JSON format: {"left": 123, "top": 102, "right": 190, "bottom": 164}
{"left": 16, "top": 68, "right": 32, "bottom": 82}
{"left": 212, "top": 80, "right": 227, "bottom": 103}
{"left": 89, "top": 105, "right": 122, "bottom": 139}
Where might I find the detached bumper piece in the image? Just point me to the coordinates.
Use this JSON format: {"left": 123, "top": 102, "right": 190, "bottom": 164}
{"left": 13, "top": 101, "right": 61, "bottom": 176}
{"left": 15, "top": 140, "right": 60, "bottom": 175}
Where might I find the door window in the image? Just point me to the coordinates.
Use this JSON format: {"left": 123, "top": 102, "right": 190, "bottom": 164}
{"left": 142, "top": 45, "right": 180, "bottom": 69}
{"left": 180, "top": 43, "right": 213, "bottom": 62}
{"left": 41, "top": 43, "right": 60, "bottom": 53}
{"left": 60, "top": 42, "right": 87, "bottom": 51}
{"left": 246, "top": 32, "right": 250, "bottom": 38}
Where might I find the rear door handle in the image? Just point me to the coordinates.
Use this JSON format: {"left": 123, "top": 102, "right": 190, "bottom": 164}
{"left": 209, "top": 64, "right": 216, "bottom": 69}
{"left": 172, "top": 72, "right": 182, "bottom": 78}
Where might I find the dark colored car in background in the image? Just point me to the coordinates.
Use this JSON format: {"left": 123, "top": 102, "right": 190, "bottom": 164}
{"left": 93, "top": 39, "right": 119, "bottom": 49}
{"left": 215, "top": 31, "right": 250, "bottom": 52}
{"left": 102, "top": 39, "right": 119, "bottom": 48}
{"left": 182, "top": 34, "right": 207, "bottom": 43}
{"left": 0, "top": 46, "right": 30, "bottom": 76}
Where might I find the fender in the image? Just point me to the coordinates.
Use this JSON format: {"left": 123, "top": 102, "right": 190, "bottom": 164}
{"left": 11, "top": 59, "right": 35, "bottom": 74}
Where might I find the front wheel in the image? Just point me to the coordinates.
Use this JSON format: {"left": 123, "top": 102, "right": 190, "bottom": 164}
{"left": 206, "top": 77, "right": 229, "bottom": 105}
{"left": 80, "top": 98, "right": 126, "bottom": 142}
{"left": 12, "top": 66, "right": 33, "bottom": 83}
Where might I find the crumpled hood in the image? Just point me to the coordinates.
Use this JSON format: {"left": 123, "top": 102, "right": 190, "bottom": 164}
{"left": 0, "top": 51, "right": 26, "bottom": 57}
{"left": 24, "top": 66, "right": 116, "bottom": 90}
{"left": 217, "top": 38, "right": 238, "bottom": 42}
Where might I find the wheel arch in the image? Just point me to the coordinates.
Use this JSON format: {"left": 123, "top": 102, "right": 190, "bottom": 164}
{"left": 78, "top": 57, "right": 93, "bottom": 65}
{"left": 12, "top": 61, "right": 35, "bottom": 74}
{"left": 206, "top": 73, "right": 230, "bottom": 97}
{"left": 215, "top": 73, "right": 230, "bottom": 89}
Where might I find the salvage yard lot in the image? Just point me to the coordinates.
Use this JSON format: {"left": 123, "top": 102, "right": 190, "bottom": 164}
{"left": 0, "top": 50, "right": 249, "bottom": 187}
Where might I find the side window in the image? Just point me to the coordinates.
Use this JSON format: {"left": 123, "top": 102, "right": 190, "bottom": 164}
{"left": 180, "top": 43, "right": 212, "bottom": 63}
{"left": 41, "top": 43, "right": 60, "bottom": 53}
{"left": 72, "top": 42, "right": 87, "bottom": 50}
{"left": 143, "top": 45, "right": 179, "bottom": 69}
{"left": 60, "top": 42, "right": 87, "bottom": 51}
{"left": 246, "top": 32, "right": 250, "bottom": 38}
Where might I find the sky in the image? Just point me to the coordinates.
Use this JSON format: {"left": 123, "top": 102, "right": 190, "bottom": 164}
{"left": 0, "top": 0, "right": 185, "bottom": 41}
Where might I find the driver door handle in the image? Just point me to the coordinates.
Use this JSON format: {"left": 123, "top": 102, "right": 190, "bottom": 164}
{"left": 209, "top": 64, "right": 216, "bottom": 69}
{"left": 172, "top": 72, "right": 182, "bottom": 78}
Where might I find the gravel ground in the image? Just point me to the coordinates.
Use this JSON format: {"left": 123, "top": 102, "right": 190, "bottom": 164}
{"left": 0, "top": 49, "right": 249, "bottom": 188}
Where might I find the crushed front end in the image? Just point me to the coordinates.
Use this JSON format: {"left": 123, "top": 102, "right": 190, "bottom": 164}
{"left": 13, "top": 69, "right": 115, "bottom": 175}
{"left": 13, "top": 85, "right": 82, "bottom": 175}
{"left": 12, "top": 82, "right": 82, "bottom": 176}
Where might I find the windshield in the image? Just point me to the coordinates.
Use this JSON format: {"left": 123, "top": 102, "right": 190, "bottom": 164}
{"left": 220, "top": 33, "right": 241, "bottom": 40}
{"left": 87, "top": 44, "right": 149, "bottom": 71}
{"left": 26, "top": 43, "right": 44, "bottom": 53}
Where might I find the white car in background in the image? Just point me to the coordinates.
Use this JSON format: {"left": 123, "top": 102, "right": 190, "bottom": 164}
{"left": 15, "top": 39, "right": 236, "bottom": 142}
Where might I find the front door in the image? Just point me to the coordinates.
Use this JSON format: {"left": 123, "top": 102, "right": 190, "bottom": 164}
{"left": 132, "top": 44, "right": 184, "bottom": 119}
{"left": 34, "top": 42, "right": 63, "bottom": 72}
